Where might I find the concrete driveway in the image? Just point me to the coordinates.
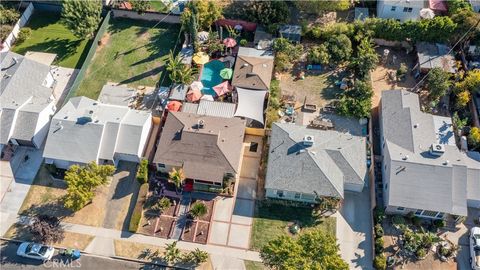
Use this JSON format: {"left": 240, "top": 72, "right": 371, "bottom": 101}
{"left": 335, "top": 189, "right": 374, "bottom": 270}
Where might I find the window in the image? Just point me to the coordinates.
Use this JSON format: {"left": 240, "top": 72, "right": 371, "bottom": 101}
{"left": 436, "top": 212, "right": 444, "bottom": 219}
{"left": 403, "top": 7, "right": 413, "bottom": 12}
{"left": 294, "top": 193, "right": 301, "bottom": 199}
{"left": 391, "top": 6, "right": 396, "bottom": 11}
{"left": 249, "top": 142, "right": 259, "bottom": 152}
{"left": 397, "top": 207, "right": 405, "bottom": 211}
{"left": 384, "top": 183, "right": 388, "bottom": 190}
{"left": 421, "top": 210, "right": 438, "bottom": 217}
{"left": 415, "top": 209, "right": 423, "bottom": 215}
{"left": 277, "top": 190, "right": 284, "bottom": 197}
{"left": 157, "top": 163, "right": 165, "bottom": 168}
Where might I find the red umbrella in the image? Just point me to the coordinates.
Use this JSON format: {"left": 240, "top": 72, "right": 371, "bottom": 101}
{"left": 213, "top": 81, "right": 232, "bottom": 97}
{"left": 167, "top": 101, "right": 182, "bottom": 112}
{"left": 223, "top": 38, "right": 237, "bottom": 48}
{"left": 186, "top": 89, "right": 202, "bottom": 102}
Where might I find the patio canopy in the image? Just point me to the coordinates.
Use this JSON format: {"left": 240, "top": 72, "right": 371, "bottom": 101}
{"left": 213, "top": 81, "right": 232, "bottom": 96}
{"left": 193, "top": 52, "right": 209, "bottom": 65}
{"left": 223, "top": 38, "right": 237, "bottom": 48}
{"left": 186, "top": 89, "right": 202, "bottom": 102}
{"left": 167, "top": 100, "right": 182, "bottom": 112}
{"left": 234, "top": 87, "right": 267, "bottom": 125}
{"left": 190, "top": 81, "right": 204, "bottom": 92}
{"left": 220, "top": 68, "right": 233, "bottom": 79}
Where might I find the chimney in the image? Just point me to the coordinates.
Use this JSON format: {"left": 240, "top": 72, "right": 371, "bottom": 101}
{"left": 303, "top": 135, "right": 314, "bottom": 146}
{"left": 430, "top": 144, "right": 445, "bottom": 156}
{"left": 198, "top": 119, "right": 205, "bottom": 129}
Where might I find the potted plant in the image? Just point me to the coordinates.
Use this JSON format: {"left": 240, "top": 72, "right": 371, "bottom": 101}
{"left": 169, "top": 168, "right": 185, "bottom": 194}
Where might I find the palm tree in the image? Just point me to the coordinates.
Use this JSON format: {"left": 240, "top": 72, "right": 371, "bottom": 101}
{"left": 189, "top": 201, "right": 207, "bottom": 219}
{"left": 164, "top": 241, "right": 180, "bottom": 265}
{"left": 151, "top": 197, "right": 171, "bottom": 216}
{"left": 188, "top": 248, "right": 208, "bottom": 265}
{"left": 169, "top": 168, "right": 185, "bottom": 193}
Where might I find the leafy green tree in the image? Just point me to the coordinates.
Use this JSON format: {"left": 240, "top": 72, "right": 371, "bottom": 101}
{"left": 469, "top": 127, "right": 480, "bottom": 150}
{"left": 295, "top": 0, "right": 351, "bottom": 15}
{"left": 164, "top": 241, "right": 181, "bottom": 264}
{"left": 456, "top": 90, "right": 471, "bottom": 108}
{"left": 451, "top": 9, "right": 480, "bottom": 41}
{"left": 447, "top": 0, "right": 473, "bottom": 15}
{"left": 0, "top": 6, "right": 20, "bottom": 24}
{"left": 308, "top": 45, "right": 330, "bottom": 65}
{"left": 61, "top": 0, "right": 102, "bottom": 39}
{"left": 242, "top": 1, "right": 289, "bottom": 31}
{"left": 373, "top": 254, "right": 387, "bottom": 270}
{"left": 166, "top": 51, "right": 196, "bottom": 84}
{"left": 326, "top": 34, "right": 352, "bottom": 64}
{"left": 182, "top": 0, "right": 222, "bottom": 31}
{"left": 456, "top": 69, "right": 480, "bottom": 94}
{"left": 131, "top": 0, "right": 151, "bottom": 14}
{"left": 260, "top": 229, "right": 349, "bottom": 269}
{"left": 272, "top": 38, "right": 303, "bottom": 71}
{"left": 64, "top": 162, "right": 115, "bottom": 211}
{"left": 136, "top": 159, "right": 148, "bottom": 184}
{"left": 350, "top": 38, "right": 378, "bottom": 80}
{"left": 189, "top": 201, "right": 208, "bottom": 219}
{"left": 425, "top": 67, "right": 451, "bottom": 102}
{"left": 337, "top": 80, "right": 373, "bottom": 119}
{"left": 0, "top": 25, "right": 13, "bottom": 42}
{"left": 452, "top": 112, "right": 468, "bottom": 131}
{"left": 28, "top": 215, "right": 65, "bottom": 245}
{"left": 168, "top": 168, "right": 185, "bottom": 190}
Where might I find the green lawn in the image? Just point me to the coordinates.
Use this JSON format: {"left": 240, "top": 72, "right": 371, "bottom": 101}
{"left": 12, "top": 11, "right": 91, "bottom": 69}
{"left": 74, "top": 18, "right": 180, "bottom": 100}
{"left": 244, "top": 260, "right": 267, "bottom": 270}
{"left": 250, "top": 202, "right": 336, "bottom": 251}
{"left": 149, "top": 0, "right": 167, "bottom": 12}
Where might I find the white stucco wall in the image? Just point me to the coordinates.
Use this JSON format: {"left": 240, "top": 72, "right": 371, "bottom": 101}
{"left": 137, "top": 115, "right": 152, "bottom": 158}
{"left": 377, "top": 1, "right": 423, "bottom": 21}
{"left": 32, "top": 101, "right": 56, "bottom": 149}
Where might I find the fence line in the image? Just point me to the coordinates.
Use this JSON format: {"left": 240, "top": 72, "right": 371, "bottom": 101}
{"left": 111, "top": 8, "right": 180, "bottom": 24}
{"left": 1, "top": 3, "right": 34, "bottom": 53}
{"left": 62, "top": 11, "right": 112, "bottom": 105}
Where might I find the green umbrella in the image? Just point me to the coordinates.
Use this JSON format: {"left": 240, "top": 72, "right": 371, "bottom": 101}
{"left": 220, "top": 68, "right": 233, "bottom": 80}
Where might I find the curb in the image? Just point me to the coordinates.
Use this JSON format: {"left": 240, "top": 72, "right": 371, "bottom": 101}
{"left": 1, "top": 237, "right": 191, "bottom": 270}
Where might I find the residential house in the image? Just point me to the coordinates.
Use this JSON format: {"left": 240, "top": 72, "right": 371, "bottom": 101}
{"left": 416, "top": 42, "right": 456, "bottom": 73}
{"left": 380, "top": 90, "right": 480, "bottom": 219}
{"left": 153, "top": 112, "right": 245, "bottom": 190}
{"left": 377, "top": 0, "right": 426, "bottom": 21}
{"left": 265, "top": 113, "right": 368, "bottom": 203}
{"left": 231, "top": 47, "right": 274, "bottom": 128}
{"left": 43, "top": 96, "right": 152, "bottom": 169}
{"left": 0, "top": 51, "right": 56, "bottom": 152}
{"left": 470, "top": 0, "right": 480, "bottom": 12}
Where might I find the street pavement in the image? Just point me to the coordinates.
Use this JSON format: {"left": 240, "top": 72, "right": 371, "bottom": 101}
{"left": 0, "top": 241, "right": 162, "bottom": 270}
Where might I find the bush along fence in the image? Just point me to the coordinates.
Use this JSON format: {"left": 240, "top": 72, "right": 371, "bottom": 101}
{"left": 111, "top": 8, "right": 180, "bottom": 24}
{"left": 129, "top": 183, "right": 149, "bottom": 232}
{"left": 62, "top": 11, "right": 111, "bottom": 106}
{"left": 1, "top": 2, "right": 34, "bottom": 52}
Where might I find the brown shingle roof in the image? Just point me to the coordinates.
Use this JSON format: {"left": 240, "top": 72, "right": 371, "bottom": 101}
{"left": 231, "top": 47, "right": 274, "bottom": 90}
{"left": 153, "top": 112, "right": 246, "bottom": 182}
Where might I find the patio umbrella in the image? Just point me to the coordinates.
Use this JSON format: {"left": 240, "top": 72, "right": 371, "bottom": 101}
{"left": 419, "top": 8, "right": 435, "bottom": 19}
{"left": 223, "top": 38, "right": 237, "bottom": 48}
{"left": 213, "top": 81, "right": 232, "bottom": 97}
{"left": 234, "top": 24, "right": 243, "bottom": 31}
{"left": 192, "top": 52, "right": 209, "bottom": 65}
{"left": 190, "top": 81, "right": 204, "bottom": 92}
{"left": 220, "top": 68, "right": 233, "bottom": 80}
{"left": 166, "top": 100, "right": 182, "bottom": 112}
{"left": 197, "top": 31, "right": 209, "bottom": 43}
{"left": 201, "top": 94, "right": 214, "bottom": 101}
{"left": 186, "top": 89, "right": 202, "bottom": 102}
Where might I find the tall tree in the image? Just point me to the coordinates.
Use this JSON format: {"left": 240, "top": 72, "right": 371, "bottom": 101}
{"left": 295, "top": 0, "right": 351, "bottom": 15}
{"left": 164, "top": 241, "right": 181, "bottom": 264}
{"left": 242, "top": 1, "right": 289, "bottom": 31}
{"left": 28, "top": 215, "right": 64, "bottom": 244}
{"left": 350, "top": 38, "right": 379, "bottom": 80}
{"left": 447, "top": 0, "right": 473, "bottom": 15}
{"left": 131, "top": 0, "right": 151, "bottom": 14}
{"left": 325, "top": 34, "right": 352, "bottom": 64}
{"left": 166, "top": 51, "right": 195, "bottom": 84}
{"left": 168, "top": 168, "right": 185, "bottom": 190}
{"left": 61, "top": 0, "right": 102, "bottom": 39}
{"left": 64, "top": 162, "right": 115, "bottom": 211}
{"left": 261, "top": 228, "right": 349, "bottom": 269}
{"left": 469, "top": 127, "right": 480, "bottom": 150}
{"left": 337, "top": 80, "right": 373, "bottom": 119}
{"left": 425, "top": 67, "right": 451, "bottom": 102}
{"left": 182, "top": 0, "right": 222, "bottom": 32}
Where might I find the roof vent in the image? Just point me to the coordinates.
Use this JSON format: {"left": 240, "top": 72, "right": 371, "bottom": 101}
{"left": 429, "top": 144, "right": 445, "bottom": 156}
{"left": 443, "top": 160, "right": 449, "bottom": 165}
{"left": 198, "top": 119, "right": 205, "bottom": 129}
{"left": 402, "top": 155, "right": 409, "bottom": 160}
{"left": 262, "top": 64, "right": 267, "bottom": 68}
{"left": 243, "top": 63, "right": 249, "bottom": 67}
{"left": 303, "top": 135, "right": 314, "bottom": 146}
{"left": 414, "top": 123, "right": 419, "bottom": 128}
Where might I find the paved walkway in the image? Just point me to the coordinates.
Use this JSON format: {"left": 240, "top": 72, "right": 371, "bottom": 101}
{"left": 171, "top": 192, "right": 191, "bottom": 240}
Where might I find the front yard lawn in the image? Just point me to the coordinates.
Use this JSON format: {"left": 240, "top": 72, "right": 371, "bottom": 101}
{"left": 251, "top": 202, "right": 336, "bottom": 251}
{"left": 74, "top": 18, "right": 181, "bottom": 99}
{"left": 12, "top": 11, "right": 91, "bottom": 69}
{"left": 18, "top": 165, "right": 109, "bottom": 227}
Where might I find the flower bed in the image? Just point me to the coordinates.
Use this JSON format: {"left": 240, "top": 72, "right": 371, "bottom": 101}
{"left": 194, "top": 222, "right": 209, "bottom": 244}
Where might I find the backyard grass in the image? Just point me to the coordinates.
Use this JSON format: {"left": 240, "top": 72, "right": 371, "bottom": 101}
{"left": 74, "top": 18, "right": 181, "bottom": 99}
{"left": 12, "top": 11, "right": 91, "bottom": 69}
{"left": 18, "top": 165, "right": 109, "bottom": 227}
{"left": 250, "top": 202, "right": 336, "bottom": 251}
{"left": 150, "top": 1, "right": 168, "bottom": 12}
{"left": 245, "top": 260, "right": 267, "bottom": 270}
{"left": 4, "top": 223, "right": 93, "bottom": 251}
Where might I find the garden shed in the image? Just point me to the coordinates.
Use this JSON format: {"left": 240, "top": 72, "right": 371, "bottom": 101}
{"left": 279, "top": 25, "right": 302, "bottom": 43}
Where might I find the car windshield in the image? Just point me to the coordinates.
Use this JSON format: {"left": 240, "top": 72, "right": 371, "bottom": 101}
{"left": 475, "top": 234, "right": 480, "bottom": 240}
{"left": 25, "top": 243, "right": 34, "bottom": 253}
{"left": 38, "top": 246, "right": 48, "bottom": 255}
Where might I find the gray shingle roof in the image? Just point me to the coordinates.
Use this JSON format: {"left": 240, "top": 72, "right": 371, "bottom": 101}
{"left": 44, "top": 97, "right": 151, "bottom": 165}
{"left": 381, "top": 90, "right": 480, "bottom": 216}
{"left": 265, "top": 119, "right": 368, "bottom": 199}
{"left": 416, "top": 42, "right": 456, "bottom": 73}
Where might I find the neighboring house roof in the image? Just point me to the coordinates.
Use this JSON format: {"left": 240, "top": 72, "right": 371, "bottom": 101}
{"left": 234, "top": 87, "right": 267, "bottom": 126}
{"left": 231, "top": 47, "right": 274, "bottom": 91}
{"left": 98, "top": 84, "right": 135, "bottom": 106}
{"left": 181, "top": 100, "right": 237, "bottom": 118}
{"left": 416, "top": 42, "right": 456, "bottom": 73}
{"left": 265, "top": 117, "right": 368, "bottom": 199}
{"left": 381, "top": 90, "right": 480, "bottom": 216}
{"left": 379, "top": 0, "right": 426, "bottom": 8}
{"left": 0, "top": 51, "right": 55, "bottom": 145}
{"left": 43, "top": 96, "right": 151, "bottom": 164}
{"left": 153, "top": 112, "right": 245, "bottom": 182}
{"left": 429, "top": 0, "right": 448, "bottom": 11}
{"left": 169, "top": 84, "right": 189, "bottom": 101}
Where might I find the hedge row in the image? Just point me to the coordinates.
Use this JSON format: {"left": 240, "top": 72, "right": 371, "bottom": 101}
{"left": 136, "top": 159, "right": 148, "bottom": 184}
{"left": 128, "top": 183, "right": 149, "bottom": 232}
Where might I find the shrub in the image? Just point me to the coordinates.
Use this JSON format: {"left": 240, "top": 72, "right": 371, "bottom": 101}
{"left": 16, "top": 27, "right": 31, "bottom": 44}
{"left": 325, "top": 34, "right": 352, "bottom": 64}
{"left": 375, "top": 237, "right": 384, "bottom": 254}
{"left": 129, "top": 183, "right": 149, "bottom": 232}
{"left": 307, "top": 45, "right": 330, "bottom": 65}
{"left": 136, "top": 159, "right": 149, "bottom": 184}
{"left": 0, "top": 25, "right": 13, "bottom": 42}
{"left": 239, "top": 39, "right": 247, "bottom": 46}
{"left": 416, "top": 248, "right": 427, "bottom": 259}
{"left": 392, "top": 215, "right": 405, "bottom": 226}
{"left": 374, "top": 207, "right": 386, "bottom": 223}
{"left": 0, "top": 6, "right": 20, "bottom": 24}
{"left": 412, "top": 216, "right": 422, "bottom": 226}
{"left": 190, "top": 201, "right": 208, "bottom": 219}
{"left": 374, "top": 224, "right": 384, "bottom": 238}
{"left": 469, "top": 127, "right": 480, "bottom": 150}
{"left": 373, "top": 254, "right": 387, "bottom": 270}
{"left": 434, "top": 219, "right": 446, "bottom": 228}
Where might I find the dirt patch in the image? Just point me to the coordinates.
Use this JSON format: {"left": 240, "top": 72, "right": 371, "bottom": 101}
{"left": 155, "top": 216, "right": 175, "bottom": 238}
{"left": 194, "top": 222, "right": 209, "bottom": 244}
{"left": 371, "top": 46, "right": 417, "bottom": 108}
{"left": 182, "top": 220, "right": 196, "bottom": 242}
{"left": 96, "top": 33, "right": 111, "bottom": 53}
{"left": 163, "top": 197, "right": 180, "bottom": 217}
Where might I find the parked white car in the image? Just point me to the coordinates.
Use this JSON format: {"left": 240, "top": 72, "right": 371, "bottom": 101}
{"left": 471, "top": 227, "right": 480, "bottom": 270}
{"left": 16, "top": 242, "right": 54, "bottom": 261}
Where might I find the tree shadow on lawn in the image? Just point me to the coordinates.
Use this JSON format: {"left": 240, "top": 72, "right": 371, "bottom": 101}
{"left": 15, "top": 38, "right": 83, "bottom": 67}
{"left": 119, "top": 66, "right": 164, "bottom": 85}
{"left": 256, "top": 201, "right": 322, "bottom": 228}
{"left": 320, "top": 70, "right": 348, "bottom": 101}
{"left": 21, "top": 200, "right": 74, "bottom": 222}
